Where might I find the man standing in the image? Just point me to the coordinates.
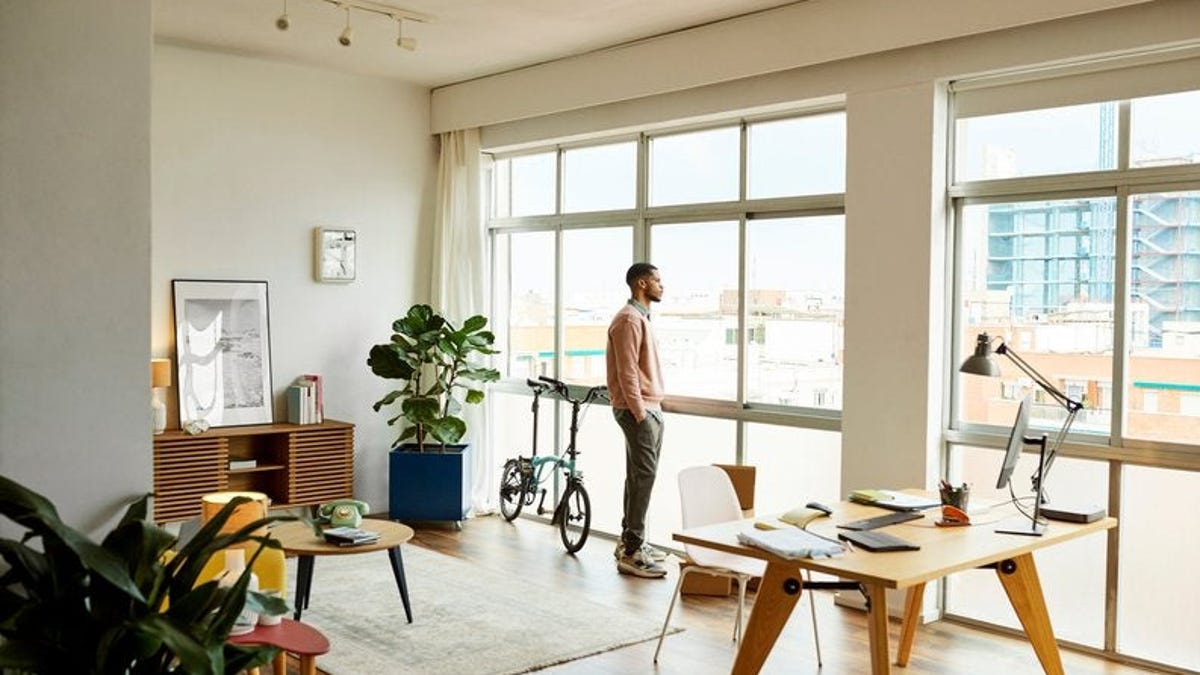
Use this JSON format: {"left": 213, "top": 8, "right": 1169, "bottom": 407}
{"left": 607, "top": 262, "right": 668, "bottom": 578}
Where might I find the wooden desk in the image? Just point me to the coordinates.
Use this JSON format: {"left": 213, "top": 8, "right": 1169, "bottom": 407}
{"left": 674, "top": 496, "right": 1117, "bottom": 675}
{"left": 270, "top": 519, "right": 415, "bottom": 623}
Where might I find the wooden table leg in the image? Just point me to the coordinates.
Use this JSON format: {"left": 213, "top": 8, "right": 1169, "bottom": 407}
{"left": 272, "top": 652, "right": 286, "bottom": 675}
{"left": 896, "top": 582, "right": 925, "bottom": 667}
{"left": 865, "top": 582, "right": 891, "bottom": 674}
{"left": 994, "top": 553, "right": 1064, "bottom": 675}
{"left": 730, "top": 561, "right": 804, "bottom": 675}
{"left": 387, "top": 546, "right": 413, "bottom": 624}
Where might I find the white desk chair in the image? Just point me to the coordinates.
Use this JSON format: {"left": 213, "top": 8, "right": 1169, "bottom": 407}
{"left": 653, "top": 465, "right": 822, "bottom": 665}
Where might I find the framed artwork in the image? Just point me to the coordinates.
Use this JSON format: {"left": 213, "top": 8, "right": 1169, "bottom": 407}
{"left": 314, "top": 227, "right": 356, "bottom": 282}
{"left": 172, "top": 280, "right": 273, "bottom": 428}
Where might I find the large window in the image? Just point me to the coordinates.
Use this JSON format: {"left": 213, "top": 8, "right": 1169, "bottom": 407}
{"left": 488, "top": 109, "right": 847, "bottom": 550}
{"left": 950, "top": 78, "right": 1200, "bottom": 672}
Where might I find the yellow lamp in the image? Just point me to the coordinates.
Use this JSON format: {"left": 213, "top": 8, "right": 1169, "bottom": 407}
{"left": 201, "top": 491, "right": 270, "bottom": 538}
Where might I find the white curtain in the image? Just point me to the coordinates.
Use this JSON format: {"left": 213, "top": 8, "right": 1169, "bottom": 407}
{"left": 430, "top": 128, "right": 495, "bottom": 515}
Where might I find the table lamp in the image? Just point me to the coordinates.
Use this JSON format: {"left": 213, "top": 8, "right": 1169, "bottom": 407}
{"left": 151, "top": 359, "right": 172, "bottom": 435}
{"left": 960, "top": 333, "right": 1084, "bottom": 496}
{"left": 201, "top": 491, "right": 271, "bottom": 538}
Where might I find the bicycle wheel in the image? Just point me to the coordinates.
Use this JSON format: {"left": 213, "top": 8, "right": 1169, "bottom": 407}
{"left": 499, "top": 459, "right": 525, "bottom": 522}
{"left": 557, "top": 480, "right": 591, "bottom": 553}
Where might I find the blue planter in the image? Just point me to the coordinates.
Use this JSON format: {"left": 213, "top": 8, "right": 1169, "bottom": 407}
{"left": 388, "top": 443, "right": 471, "bottom": 522}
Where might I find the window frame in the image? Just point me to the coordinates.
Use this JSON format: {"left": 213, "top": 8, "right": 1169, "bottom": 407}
{"left": 487, "top": 111, "right": 850, "bottom": 453}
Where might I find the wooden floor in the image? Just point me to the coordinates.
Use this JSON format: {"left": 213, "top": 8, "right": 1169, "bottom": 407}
{"left": 297, "top": 515, "right": 1157, "bottom": 675}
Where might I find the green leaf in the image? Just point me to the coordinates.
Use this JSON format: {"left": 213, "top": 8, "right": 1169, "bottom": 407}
{"left": 427, "top": 416, "right": 467, "bottom": 445}
{"left": 401, "top": 397, "right": 440, "bottom": 422}
{"left": 459, "top": 367, "right": 500, "bottom": 383}
{"left": 394, "top": 426, "right": 418, "bottom": 446}
{"left": 130, "top": 613, "right": 218, "bottom": 674}
{"left": 462, "top": 315, "right": 487, "bottom": 333}
{"left": 372, "top": 389, "right": 404, "bottom": 412}
{"left": 368, "top": 344, "right": 415, "bottom": 380}
{"left": 465, "top": 389, "right": 485, "bottom": 405}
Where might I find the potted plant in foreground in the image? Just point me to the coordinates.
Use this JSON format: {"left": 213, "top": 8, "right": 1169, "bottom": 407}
{"left": 0, "top": 475, "right": 291, "bottom": 674}
{"left": 368, "top": 304, "right": 499, "bottom": 522}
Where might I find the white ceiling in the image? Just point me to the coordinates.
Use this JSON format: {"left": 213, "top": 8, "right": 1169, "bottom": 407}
{"left": 154, "top": 0, "right": 803, "bottom": 88}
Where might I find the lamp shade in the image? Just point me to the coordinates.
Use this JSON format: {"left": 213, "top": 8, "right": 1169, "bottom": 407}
{"left": 960, "top": 333, "right": 1001, "bottom": 377}
{"left": 151, "top": 359, "right": 172, "bottom": 388}
{"left": 201, "top": 491, "right": 270, "bottom": 537}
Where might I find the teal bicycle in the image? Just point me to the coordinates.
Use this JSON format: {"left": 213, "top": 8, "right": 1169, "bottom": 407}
{"left": 499, "top": 375, "right": 607, "bottom": 554}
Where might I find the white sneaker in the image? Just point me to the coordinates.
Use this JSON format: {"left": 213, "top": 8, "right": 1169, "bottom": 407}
{"left": 617, "top": 547, "right": 667, "bottom": 578}
{"left": 614, "top": 542, "right": 668, "bottom": 562}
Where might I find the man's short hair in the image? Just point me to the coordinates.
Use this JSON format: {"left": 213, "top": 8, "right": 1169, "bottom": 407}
{"left": 625, "top": 262, "right": 658, "bottom": 287}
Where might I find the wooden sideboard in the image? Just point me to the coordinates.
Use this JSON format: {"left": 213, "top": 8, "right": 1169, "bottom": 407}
{"left": 152, "top": 420, "right": 354, "bottom": 523}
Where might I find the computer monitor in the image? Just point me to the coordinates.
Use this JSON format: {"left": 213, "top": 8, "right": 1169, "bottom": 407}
{"left": 996, "top": 393, "right": 1034, "bottom": 490}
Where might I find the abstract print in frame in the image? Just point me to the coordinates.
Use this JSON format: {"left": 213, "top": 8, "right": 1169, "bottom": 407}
{"left": 172, "top": 280, "right": 274, "bottom": 428}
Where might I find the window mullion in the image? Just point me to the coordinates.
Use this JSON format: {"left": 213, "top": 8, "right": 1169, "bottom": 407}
{"left": 1111, "top": 187, "right": 1130, "bottom": 447}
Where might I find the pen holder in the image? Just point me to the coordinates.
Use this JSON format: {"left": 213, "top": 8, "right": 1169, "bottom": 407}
{"left": 939, "top": 484, "right": 970, "bottom": 511}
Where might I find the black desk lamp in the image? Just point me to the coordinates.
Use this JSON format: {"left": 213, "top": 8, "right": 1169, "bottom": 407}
{"left": 960, "top": 333, "right": 1084, "bottom": 501}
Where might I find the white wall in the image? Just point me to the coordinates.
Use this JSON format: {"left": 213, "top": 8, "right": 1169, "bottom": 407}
{"left": 152, "top": 45, "right": 435, "bottom": 511}
{"left": 0, "top": 0, "right": 153, "bottom": 534}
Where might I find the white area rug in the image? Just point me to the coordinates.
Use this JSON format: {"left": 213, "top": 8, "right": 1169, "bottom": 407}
{"left": 286, "top": 545, "right": 678, "bottom": 674}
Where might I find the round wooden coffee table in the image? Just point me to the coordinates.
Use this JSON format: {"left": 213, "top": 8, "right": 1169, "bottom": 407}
{"left": 270, "top": 519, "right": 415, "bottom": 623}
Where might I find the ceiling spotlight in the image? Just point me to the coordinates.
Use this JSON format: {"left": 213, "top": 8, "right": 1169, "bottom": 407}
{"left": 275, "top": 0, "right": 289, "bottom": 30}
{"left": 395, "top": 17, "right": 417, "bottom": 51}
{"left": 338, "top": 6, "right": 353, "bottom": 46}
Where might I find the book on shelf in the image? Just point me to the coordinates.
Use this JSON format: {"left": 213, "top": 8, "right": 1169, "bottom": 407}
{"left": 287, "top": 374, "right": 324, "bottom": 425}
{"left": 322, "top": 526, "right": 379, "bottom": 546}
{"left": 299, "top": 374, "right": 323, "bottom": 423}
{"left": 229, "top": 459, "right": 257, "bottom": 471}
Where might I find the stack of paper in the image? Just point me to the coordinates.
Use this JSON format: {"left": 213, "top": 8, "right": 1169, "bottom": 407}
{"left": 323, "top": 526, "right": 380, "bottom": 547}
{"left": 737, "top": 527, "right": 845, "bottom": 559}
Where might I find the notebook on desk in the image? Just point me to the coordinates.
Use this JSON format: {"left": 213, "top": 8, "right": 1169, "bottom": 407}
{"left": 849, "top": 489, "right": 940, "bottom": 512}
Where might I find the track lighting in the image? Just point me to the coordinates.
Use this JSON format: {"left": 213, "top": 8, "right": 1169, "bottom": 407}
{"left": 337, "top": 6, "right": 353, "bottom": 46}
{"left": 272, "top": 1, "right": 431, "bottom": 50}
{"left": 395, "top": 17, "right": 416, "bottom": 51}
{"left": 275, "top": 0, "right": 289, "bottom": 30}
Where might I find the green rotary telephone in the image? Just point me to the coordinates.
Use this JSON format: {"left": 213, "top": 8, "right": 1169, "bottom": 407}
{"left": 318, "top": 499, "right": 369, "bottom": 527}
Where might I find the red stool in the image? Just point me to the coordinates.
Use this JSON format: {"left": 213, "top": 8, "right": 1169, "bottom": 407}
{"left": 229, "top": 618, "right": 330, "bottom": 675}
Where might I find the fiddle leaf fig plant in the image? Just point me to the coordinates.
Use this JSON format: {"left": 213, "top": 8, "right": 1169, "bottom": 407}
{"left": 368, "top": 304, "right": 500, "bottom": 451}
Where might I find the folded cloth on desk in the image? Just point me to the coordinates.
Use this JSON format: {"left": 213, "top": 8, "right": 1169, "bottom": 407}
{"left": 737, "top": 527, "right": 845, "bottom": 559}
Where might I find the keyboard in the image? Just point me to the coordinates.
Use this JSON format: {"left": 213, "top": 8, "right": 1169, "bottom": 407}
{"left": 838, "top": 510, "right": 923, "bottom": 531}
{"left": 838, "top": 529, "right": 921, "bottom": 552}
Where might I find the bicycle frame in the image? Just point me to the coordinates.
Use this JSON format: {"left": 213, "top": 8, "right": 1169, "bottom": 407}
{"left": 501, "top": 376, "right": 604, "bottom": 552}
{"left": 519, "top": 384, "right": 582, "bottom": 502}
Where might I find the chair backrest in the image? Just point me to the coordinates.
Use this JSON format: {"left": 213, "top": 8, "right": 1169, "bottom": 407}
{"left": 677, "top": 466, "right": 764, "bottom": 573}
{"left": 678, "top": 465, "right": 744, "bottom": 530}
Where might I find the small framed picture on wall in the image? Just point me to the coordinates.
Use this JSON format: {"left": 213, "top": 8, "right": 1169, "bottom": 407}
{"left": 314, "top": 227, "right": 356, "bottom": 282}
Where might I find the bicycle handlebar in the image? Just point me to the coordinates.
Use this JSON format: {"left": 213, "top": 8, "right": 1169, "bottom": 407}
{"left": 526, "top": 376, "right": 607, "bottom": 405}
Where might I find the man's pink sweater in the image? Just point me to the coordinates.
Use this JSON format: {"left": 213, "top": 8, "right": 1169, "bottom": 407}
{"left": 606, "top": 303, "right": 664, "bottom": 423}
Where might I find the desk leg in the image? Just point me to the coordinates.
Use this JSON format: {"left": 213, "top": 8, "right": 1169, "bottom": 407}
{"left": 730, "top": 561, "right": 803, "bottom": 675}
{"left": 865, "top": 583, "right": 891, "bottom": 674}
{"left": 387, "top": 546, "right": 413, "bottom": 624}
{"left": 896, "top": 583, "right": 925, "bottom": 667}
{"left": 294, "top": 555, "right": 314, "bottom": 621}
{"left": 995, "top": 553, "right": 1064, "bottom": 675}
